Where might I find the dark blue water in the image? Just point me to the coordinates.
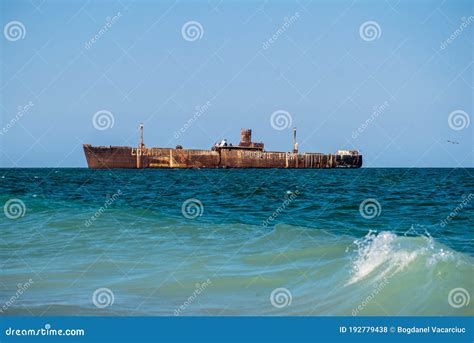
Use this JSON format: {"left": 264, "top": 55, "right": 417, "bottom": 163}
{"left": 1, "top": 168, "right": 473, "bottom": 315}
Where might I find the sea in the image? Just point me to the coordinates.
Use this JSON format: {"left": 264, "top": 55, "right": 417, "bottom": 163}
{"left": 0, "top": 168, "right": 473, "bottom": 316}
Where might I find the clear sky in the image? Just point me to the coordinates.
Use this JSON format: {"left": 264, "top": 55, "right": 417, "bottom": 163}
{"left": 0, "top": 0, "right": 472, "bottom": 167}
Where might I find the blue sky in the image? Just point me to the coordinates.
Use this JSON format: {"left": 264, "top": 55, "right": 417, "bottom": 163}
{"left": 0, "top": 0, "right": 472, "bottom": 167}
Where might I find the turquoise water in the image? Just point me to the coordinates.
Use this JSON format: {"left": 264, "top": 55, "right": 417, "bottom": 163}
{"left": 0, "top": 168, "right": 473, "bottom": 316}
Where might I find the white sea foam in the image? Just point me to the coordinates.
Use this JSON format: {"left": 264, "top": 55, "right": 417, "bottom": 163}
{"left": 427, "top": 248, "right": 454, "bottom": 266}
{"left": 347, "top": 231, "right": 419, "bottom": 285}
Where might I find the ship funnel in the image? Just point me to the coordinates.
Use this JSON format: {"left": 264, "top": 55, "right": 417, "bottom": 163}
{"left": 240, "top": 128, "right": 252, "bottom": 147}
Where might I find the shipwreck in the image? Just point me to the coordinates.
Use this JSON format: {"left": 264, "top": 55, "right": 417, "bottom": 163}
{"left": 83, "top": 125, "right": 362, "bottom": 169}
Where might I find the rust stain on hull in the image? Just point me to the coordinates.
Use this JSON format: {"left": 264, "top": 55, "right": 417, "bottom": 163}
{"left": 83, "top": 127, "right": 362, "bottom": 169}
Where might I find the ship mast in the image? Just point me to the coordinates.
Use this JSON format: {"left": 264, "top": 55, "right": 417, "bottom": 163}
{"left": 293, "top": 127, "right": 298, "bottom": 154}
{"left": 137, "top": 123, "right": 144, "bottom": 169}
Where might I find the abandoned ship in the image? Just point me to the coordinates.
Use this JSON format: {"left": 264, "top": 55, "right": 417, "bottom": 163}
{"left": 83, "top": 125, "right": 362, "bottom": 169}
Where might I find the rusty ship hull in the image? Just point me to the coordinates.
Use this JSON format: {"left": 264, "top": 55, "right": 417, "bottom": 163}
{"left": 83, "top": 146, "right": 362, "bottom": 169}
{"left": 83, "top": 127, "right": 362, "bottom": 169}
